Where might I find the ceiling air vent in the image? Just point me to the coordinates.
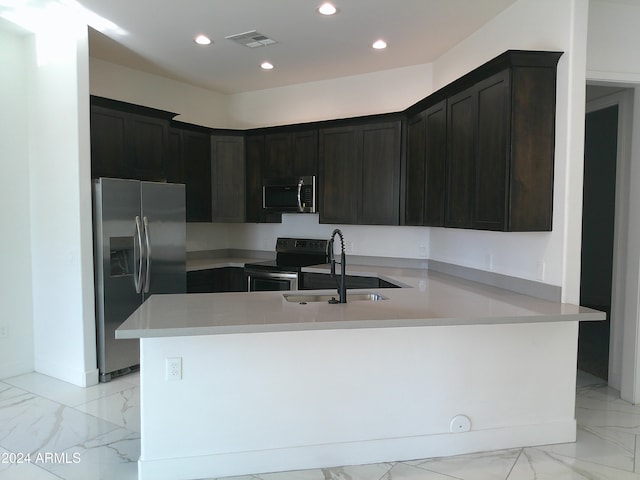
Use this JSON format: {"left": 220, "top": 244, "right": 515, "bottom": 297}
{"left": 225, "top": 30, "right": 277, "bottom": 48}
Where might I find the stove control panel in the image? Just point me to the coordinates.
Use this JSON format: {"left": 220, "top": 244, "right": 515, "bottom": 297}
{"left": 276, "top": 237, "right": 328, "bottom": 255}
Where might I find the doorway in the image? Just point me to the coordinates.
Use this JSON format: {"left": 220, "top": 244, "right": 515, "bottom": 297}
{"left": 579, "top": 101, "right": 619, "bottom": 380}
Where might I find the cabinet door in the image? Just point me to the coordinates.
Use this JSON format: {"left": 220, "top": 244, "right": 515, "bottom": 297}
{"left": 167, "top": 129, "right": 184, "bottom": 183}
{"left": 90, "top": 106, "right": 128, "bottom": 179}
{"left": 473, "top": 70, "right": 510, "bottom": 230}
{"left": 186, "top": 270, "right": 215, "bottom": 293}
{"left": 405, "top": 111, "right": 427, "bottom": 225}
{"left": 446, "top": 87, "right": 476, "bottom": 228}
{"left": 292, "top": 130, "right": 319, "bottom": 177}
{"left": 510, "top": 65, "right": 556, "bottom": 231}
{"left": 424, "top": 101, "right": 447, "bottom": 226}
{"left": 211, "top": 135, "right": 245, "bottom": 222}
{"left": 319, "top": 126, "right": 359, "bottom": 224}
{"left": 182, "top": 131, "right": 212, "bottom": 222}
{"left": 127, "top": 113, "right": 169, "bottom": 181}
{"left": 359, "top": 121, "right": 401, "bottom": 225}
{"left": 244, "top": 135, "right": 264, "bottom": 222}
{"left": 264, "top": 133, "right": 293, "bottom": 178}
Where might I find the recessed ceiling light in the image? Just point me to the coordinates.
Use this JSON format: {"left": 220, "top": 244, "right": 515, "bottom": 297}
{"left": 372, "top": 39, "right": 387, "bottom": 50}
{"left": 261, "top": 61, "right": 274, "bottom": 70}
{"left": 317, "top": 2, "right": 337, "bottom": 15}
{"left": 194, "top": 34, "right": 212, "bottom": 46}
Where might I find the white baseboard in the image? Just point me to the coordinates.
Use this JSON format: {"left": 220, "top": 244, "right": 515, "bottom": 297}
{"left": 34, "top": 356, "right": 99, "bottom": 387}
{"left": 138, "top": 420, "right": 576, "bottom": 480}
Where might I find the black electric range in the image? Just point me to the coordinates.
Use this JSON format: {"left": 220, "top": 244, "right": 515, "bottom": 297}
{"left": 244, "top": 237, "right": 329, "bottom": 291}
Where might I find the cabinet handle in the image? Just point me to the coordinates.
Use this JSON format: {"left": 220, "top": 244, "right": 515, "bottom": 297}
{"left": 297, "top": 178, "right": 303, "bottom": 212}
{"left": 134, "top": 216, "right": 144, "bottom": 294}
{"left": 143, "top": 216, "right": 151, "bottom": 294}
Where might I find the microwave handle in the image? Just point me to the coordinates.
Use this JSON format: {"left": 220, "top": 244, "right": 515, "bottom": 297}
{"left": 297, "top": 178, "right": 303, "bottom": 212}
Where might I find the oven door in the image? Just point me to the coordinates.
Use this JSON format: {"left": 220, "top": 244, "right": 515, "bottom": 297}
{"left": 246, "top": 270, "right": 298, "bottom": 292}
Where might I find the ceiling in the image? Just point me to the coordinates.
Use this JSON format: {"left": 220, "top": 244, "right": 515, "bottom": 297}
{"left": 69, "top": 1, "right": 517, "bottom": 94}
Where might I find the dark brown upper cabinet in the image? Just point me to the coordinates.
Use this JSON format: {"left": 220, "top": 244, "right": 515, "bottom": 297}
{"left": 90, "top": 106, "right": 127, "bottom": 180}
{"left": 318, "top": 126, "right": 359, "bottom": 224}
{"left": 445, "top": 86, "right": 477, "bottom": 229}
{"left": 405, "top": 100, "right": 447, "bottom": 226}
{"left": 472, "top": 70, "right": 510, "bottom": 230}
{"left": 262, "top": 129, "right": 319, "bottom": 179}
{"left": 264, "top": 133, "right": 293, "bottom": 178}
{"left": 319, "top": 119, "right": 401, "bottom": 225}
{"left": 359, "top": 121, "right": 401, "bottom": 225}
{"left": 89, "top": 96, "right": 174, "bottom": 182}
{"left": 292, "top": 130, "right": 319, "bottom": 177}
{"left": 244, "top": 128, "right": 317, "bottom": 223}
{"left": 169, "top": 124, "right": 212, "bottom": 222}
{"left": 244, "top": 134, "right": 265, "bottom": 223}
{"left": 211, "top": 135, "right": 245, "bottom": 223}
{"left": 406, "top": 50, "right": 561, "bottom": 232}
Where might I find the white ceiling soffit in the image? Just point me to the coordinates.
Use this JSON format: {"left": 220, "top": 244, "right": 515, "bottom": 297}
{"left": 77, "top": 0, "right": 518, "bottom": 94}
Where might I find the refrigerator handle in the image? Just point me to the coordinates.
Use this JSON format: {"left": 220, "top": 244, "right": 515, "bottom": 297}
{"left": 134, "top": 216, "right": 144, "bottom": 294}
{"left": 143, "top": 216, "right": 152, "bottom": 294}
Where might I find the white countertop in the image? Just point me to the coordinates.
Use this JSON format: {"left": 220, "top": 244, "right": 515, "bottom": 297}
{"left": 117, "top": 263, "right": 604, "bottom": 339}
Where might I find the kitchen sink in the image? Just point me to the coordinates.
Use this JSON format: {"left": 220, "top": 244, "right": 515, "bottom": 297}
{"left": 283, "top": 292, "right": 388, "bottom": 303}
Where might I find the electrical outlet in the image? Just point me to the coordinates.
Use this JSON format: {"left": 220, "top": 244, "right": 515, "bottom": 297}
{"left": 166, "top": 357, "right": 182, "bottom": 381}
{"left": 344, "top": 240, "right": 353, "bottom": 254}
{"left": 0, "top": 324, "right": 7, "bottom": 338}
{"left": 418, "top": 244, "right": 427, "bottom": 258}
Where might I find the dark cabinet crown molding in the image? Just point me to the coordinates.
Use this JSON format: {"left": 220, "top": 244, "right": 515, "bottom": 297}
{"left": 404, "top": 50, "right": 563, "bottom": 117}
{"left": 90, "top": 95, "right": 177, "bottom": 120}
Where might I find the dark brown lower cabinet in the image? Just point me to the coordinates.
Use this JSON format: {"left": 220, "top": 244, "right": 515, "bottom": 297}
{"left": 301, "top": 272, "right": 399, "bottom": 290}
{"left": 187, "top": 267, "right": 245, "bottom": 293}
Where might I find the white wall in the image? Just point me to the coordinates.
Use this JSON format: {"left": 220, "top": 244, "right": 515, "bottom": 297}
{"left": 587, "top": 0, "right": 640, "bottom": 83}
{"left": 27, "top": 20, "right": 97, "bottom": 386}
{"left": 90, "top": 58, "right": 230, "bottom": 128}
{"left": 229, "top": 215, "right": 430, "bottom": 260}
{"left": 0, "top": 24, "right": 35, "bottom": 378}
{"left": 139, "top": 321, "right": 578, "bottom": 478}
{"left": 228, "top": 63, "right": 433, "bottom": 129}
{"left": 0, "top": 6, "right": 97, "bottom": 386}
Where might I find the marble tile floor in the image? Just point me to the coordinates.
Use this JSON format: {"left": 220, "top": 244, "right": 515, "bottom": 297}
{"left": 0, "top": 370, "right": 639, "bottom": 480}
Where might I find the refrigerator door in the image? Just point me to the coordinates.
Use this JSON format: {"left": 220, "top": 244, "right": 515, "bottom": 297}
{"left": 140, "top": 181, "right": 186, "bottom": 299}
{"left": 93, "top": 178, "right": 142, "bottom": 381}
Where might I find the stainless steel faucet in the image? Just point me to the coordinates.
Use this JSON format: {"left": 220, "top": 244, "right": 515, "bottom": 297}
{"left": 328, "top": 228, "right": 347, "bottom": 303}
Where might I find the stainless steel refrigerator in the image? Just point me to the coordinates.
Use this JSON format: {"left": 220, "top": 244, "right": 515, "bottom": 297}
{"left": 93, "top": 178, "right": 186, "bottom": 382}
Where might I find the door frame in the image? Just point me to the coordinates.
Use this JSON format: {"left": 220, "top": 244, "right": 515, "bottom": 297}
{"left": 585, "top": 86, "right": 635, "bottom": 400}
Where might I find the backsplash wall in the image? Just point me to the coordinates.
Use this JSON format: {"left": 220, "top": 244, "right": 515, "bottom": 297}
{"left": 187, "top": 214, "right": 431, "bottom": 260}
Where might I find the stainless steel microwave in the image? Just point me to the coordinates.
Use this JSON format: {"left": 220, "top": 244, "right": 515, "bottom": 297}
{"left": 262, "top": 176, "right": 316, "bottom": 213}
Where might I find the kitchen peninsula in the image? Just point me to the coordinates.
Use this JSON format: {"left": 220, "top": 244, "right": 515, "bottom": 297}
{"left": 117, "top": 265, "right": 603, "bottom": 480}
